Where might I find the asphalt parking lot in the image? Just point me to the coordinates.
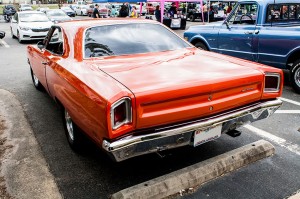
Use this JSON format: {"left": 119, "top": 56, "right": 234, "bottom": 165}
{"left": 0, "top": 16, "right": 300, "bottom": 199}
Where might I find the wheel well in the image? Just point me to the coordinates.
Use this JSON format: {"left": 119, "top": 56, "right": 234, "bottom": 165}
{"left": 287, "top": 50, "right": 300, "bottom": 70}
{"left": 54, "top": 97, "right": 64, "bottom": 111}
{"left": 191, "top": 39, "right": 208, "bottom": 49}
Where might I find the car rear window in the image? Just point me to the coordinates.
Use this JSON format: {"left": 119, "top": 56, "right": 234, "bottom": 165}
{"left": 266, "top": 4, "right": 300, "bottom": 22}
{"left": 84, "top": 23, "right": 190, "bottom": 58}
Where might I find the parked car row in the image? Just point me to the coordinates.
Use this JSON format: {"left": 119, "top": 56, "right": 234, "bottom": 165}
{"left": 9, "top": 9, "right": 71, "bottom": 43}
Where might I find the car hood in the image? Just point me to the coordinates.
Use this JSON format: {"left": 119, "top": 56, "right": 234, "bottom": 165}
{"left": 187, "top": 21, "right": 223, "bottom": 30}
{"left": 94, "top": 48, "right": 264, "bottom": 129}
{"left": 19, "top": 21, "right": 53, "bottom": 28}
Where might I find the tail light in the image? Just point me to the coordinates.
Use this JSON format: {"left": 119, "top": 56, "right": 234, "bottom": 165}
{"left": 111, "top": 98, "right": 132, "bottom": 130}
{"left": 264, "top": 73, "right": 280, "bottom": 93}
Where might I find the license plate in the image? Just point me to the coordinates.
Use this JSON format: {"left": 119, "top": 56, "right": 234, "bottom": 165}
{"left": 193, "top": 125, "right": 222, "bottom": 147}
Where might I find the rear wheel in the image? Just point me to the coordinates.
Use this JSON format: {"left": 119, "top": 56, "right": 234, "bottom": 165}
{"left": 290, "top": 59, "right": 300, "bottom": 94}
{"left": 63, "top": 108, "right": 84, "bottom": 152}
{"left": 30, "top": 67, "right": 43, "bottom": 91}
{"left": 195, "top": 42, "right": 208, "bottom": 51}
{"left": 190, "top": 14, "right": 195, "bottom": 22}
{"left": 81, "top": 11, "right": 83, "bottom": 16}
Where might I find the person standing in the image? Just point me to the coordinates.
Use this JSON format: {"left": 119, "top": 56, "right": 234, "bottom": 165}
{"left": 119, "top": 4, "right": 128, "bottom": 17}
{"left": 168, "top": 2, "right": 177, "bottom": 18}
{"left": 125, "top": 2, "right": 131, "bottom": 16}
{"left": 110, "top": 5, "right": 117, "bottom": 17}
{"left": 93, "top": 4, "right": 100, "bottom": 18}
{"left": 155, "top": 5, "right": 161, "bottom": 22}
{"left": 130, "top": 6, "right": 138, "bottom": 18}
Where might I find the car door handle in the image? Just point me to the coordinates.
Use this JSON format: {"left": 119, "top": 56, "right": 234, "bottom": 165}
{"left": 41, "top": 61, "right": 48, "bottom": 65}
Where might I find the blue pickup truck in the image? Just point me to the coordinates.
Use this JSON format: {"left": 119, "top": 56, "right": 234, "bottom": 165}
{"left": 184, "top": 0, "right": 300, "bottom": 93}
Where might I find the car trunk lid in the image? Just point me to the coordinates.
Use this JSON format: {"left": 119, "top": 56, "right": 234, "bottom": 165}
{"left": 95, "top": 48, "right": 264, "bottom": 129}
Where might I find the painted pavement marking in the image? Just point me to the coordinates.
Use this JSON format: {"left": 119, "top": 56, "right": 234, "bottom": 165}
{"left": 244, "top": 124, "right": 300, "bottom": 156}
{"left": 275, "top": 110, "right": 300, "bottom": 114}
{"left": 0, "top": 40, "right": 10, "bottom": 48}
{"left": 280, "top": 97, "right": 300, "bottom": 107}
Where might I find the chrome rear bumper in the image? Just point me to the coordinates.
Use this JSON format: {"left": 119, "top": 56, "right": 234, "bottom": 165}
{"left": 102, "top": 99, "right": 282, "bottom": 162}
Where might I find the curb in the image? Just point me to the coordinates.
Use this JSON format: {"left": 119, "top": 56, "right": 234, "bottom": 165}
{"left": 111, "top": 139, "right": 275, "bottom": 199}
{"left": 0, "top": 89, "right": 62, "bottom": 199}
{"left": 289, "top": 192, "right": 300, "bottom": 199}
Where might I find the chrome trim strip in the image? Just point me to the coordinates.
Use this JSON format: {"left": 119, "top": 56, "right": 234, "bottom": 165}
{"left": 103, "top": 99, "right": 282, "bottom": 162}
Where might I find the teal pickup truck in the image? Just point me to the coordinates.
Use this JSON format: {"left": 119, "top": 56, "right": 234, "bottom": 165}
{"left": 184, "top": 0, "right": 300, "bottom": 93}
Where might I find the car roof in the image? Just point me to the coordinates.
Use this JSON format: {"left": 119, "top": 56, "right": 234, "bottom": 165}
{"left": 57, "top": 18, "right": 158, "bottom": 30}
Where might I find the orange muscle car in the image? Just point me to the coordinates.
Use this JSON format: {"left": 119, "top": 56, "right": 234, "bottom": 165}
{"left": 27, "top": 19, "right": 283, "bottom": 162}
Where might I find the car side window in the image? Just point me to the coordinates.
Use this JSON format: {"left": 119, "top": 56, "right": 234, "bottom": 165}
{"left": 45, "top": 27, "right": 64, "bottom": 55}
{"left": 228, "top": 3, "right": 258, "bottom": 25}
{"left": 266, "top": 4, "right": 300, "bottom": 22}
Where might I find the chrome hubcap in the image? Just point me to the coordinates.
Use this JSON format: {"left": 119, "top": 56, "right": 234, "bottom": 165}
{"left": 33, "top": 73, "right": 39, "bottom": 86}
{"left": 65, "top": 110, "right": 74, "bottom": 141}
{"left": 295, "top": 67, "right": 300, "bottom": 87}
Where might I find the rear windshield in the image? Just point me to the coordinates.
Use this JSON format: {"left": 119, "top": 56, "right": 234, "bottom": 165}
{"left": 84, "top": 23, "right": 190, "bottom": 58}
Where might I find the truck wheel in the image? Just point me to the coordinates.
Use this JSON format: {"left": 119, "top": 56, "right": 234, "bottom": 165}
{"left": 195, "top": 42, "right": 208, "bottom": 51}
{"left": 30, "top": 67, "right": 43, "bottom": 91}
{"left": 63, "top": 108, "right": 83, "bottom": 152}
{"left": 190, "top": 14, "right": 195, "bottom": 22}
{"left": 290, "top": 59, "right": 300, "bottom": 94}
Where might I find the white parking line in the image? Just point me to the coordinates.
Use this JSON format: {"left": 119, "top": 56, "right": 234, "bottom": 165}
{"left": 244, "top": 124, "right": 300, "bottom": 156}
{"left": 280, "top": 97, "right": 300, "bottom": 107}
{"left": 0, "top": 40, "right": 10, "bottom": 48}
{"left": 275, "top": 110, "right": 300, "bottom": 114}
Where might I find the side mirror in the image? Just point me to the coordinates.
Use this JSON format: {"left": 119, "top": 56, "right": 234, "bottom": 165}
{"left": 37, "top": 41, "right": 44, "bottom": 50}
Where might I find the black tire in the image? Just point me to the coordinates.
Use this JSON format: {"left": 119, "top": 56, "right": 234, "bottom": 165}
{"left": 62, "top": 108, "right": 84, "bottom": 152}
{"left": 290, "top": 59, "right": 300, "bottom": 94}
{"left": 17, "top": 30, "right": 22, "bottom": 43}
{"left": 30, "top": 67, "right": 43, "bottom": 91}
{"left": 195, "top": 42, "right": 208, "bottom": 51}
{"left": 81, "top": 11, "right": 83, "bottom": 16}
{"left": 190, "top": 14, "right": 195, "bottom": 22}
{"left": 11, "top": 28, "right": 16, "bottom": 39}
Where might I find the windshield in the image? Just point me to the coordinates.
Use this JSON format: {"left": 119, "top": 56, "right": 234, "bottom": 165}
{"left": 84, "top": 23, "right": 190, "bottom": 58}
{"left": 19, "top": 13, "right": 49, "bottom": 22}
{"left": 47, "top": 10, "right": 66, "bottom": 16}
{"left": 22, "top": 5, "right": 31, "bottom": 8}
